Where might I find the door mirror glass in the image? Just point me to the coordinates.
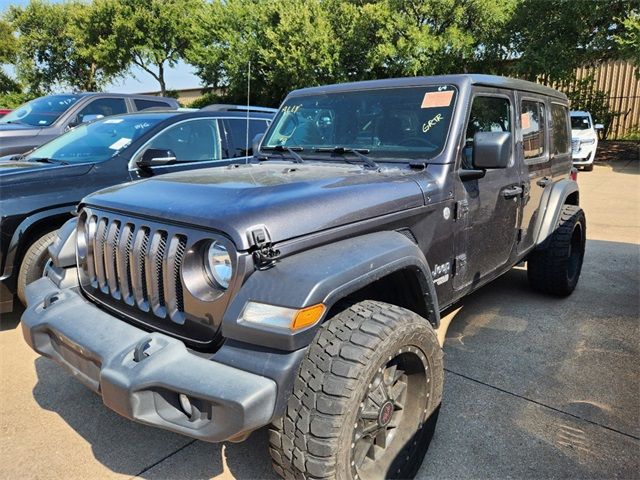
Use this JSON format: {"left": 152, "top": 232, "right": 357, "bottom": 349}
{"left": 473, "top": 131, "right": 511, "bottom": 169}
{"left": 137, "top": 148, "right": 177, "bottom": 167}
{"left": 80, "top": 113, "right": 104, "bottom": 124}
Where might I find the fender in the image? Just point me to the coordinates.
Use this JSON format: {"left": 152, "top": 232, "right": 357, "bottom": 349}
{"left": 532, "top": 179, "right": 579, "bottom": 249}
{"left": 1, "top": 205, "right": 76, "bottom": 281}
{"left": 222, "top": 231, "right": 439, "bottom": 351}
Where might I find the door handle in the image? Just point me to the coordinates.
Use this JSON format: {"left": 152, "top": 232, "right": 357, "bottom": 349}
{"left": 502, "top": 186, "right": 523, "bottom": 198}
{"left": 536, "top": 176, "right": 551, "bottom": 188}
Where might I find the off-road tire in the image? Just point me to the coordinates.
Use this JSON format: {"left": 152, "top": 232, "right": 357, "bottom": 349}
{"left": 584, "top": 164, "right": 594, "bottom": 172}
{"left": 268, "top": 300, "right": 443, "bottom": 480}
{"left": 17, "top": 230, "right": 58, "bottom": 306}
{"left": 527, "top": 205, "right": 586, "bottom": 296}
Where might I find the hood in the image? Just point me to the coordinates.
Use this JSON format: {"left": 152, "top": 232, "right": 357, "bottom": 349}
{"left": 83, "top": 161, "right": 426, "bottom": 250}
{"left": 571, "top": 128, "right": 596, "bottom": 139}
{"left": 0, "top": 158, "right": 94, "bottom": 186}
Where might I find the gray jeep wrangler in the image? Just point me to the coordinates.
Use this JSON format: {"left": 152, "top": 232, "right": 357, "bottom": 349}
{"left": 22, "top": 74, "right": 585, "bottom": 479}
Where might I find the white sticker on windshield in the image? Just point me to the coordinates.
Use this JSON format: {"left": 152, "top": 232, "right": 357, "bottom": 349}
{"left": 38, "top": 120, "right": 47, "bottom": 125}
{"left": 109, "top": 138, "right": 131, "bottom": 150}
{"left": 104, "top": 118, "right": 124, "bottom": 124}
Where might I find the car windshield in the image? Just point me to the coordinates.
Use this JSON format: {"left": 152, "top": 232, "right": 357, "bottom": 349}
{"left": 24, "top": 114, "right": 170, "bottom": 164}
{"left": 261, "top": 85, "right": 458, "bottom": 161}
{"left": 571, "top": 115, "right": 591, "bottom": 130}
{"left": 0, "top": 95, "right": 81, "bottom": 126}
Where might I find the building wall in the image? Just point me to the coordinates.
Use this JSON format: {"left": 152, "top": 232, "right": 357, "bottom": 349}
{"left": 560, "top": 61, "right": 639, "bottom": 139}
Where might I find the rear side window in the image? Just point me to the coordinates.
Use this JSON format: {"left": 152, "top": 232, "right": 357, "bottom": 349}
{"left": 521, "top": 100, "right": 545, "bottom": 161}
{"left": 225, "top": 119, "right": 270, "bottom": 157}
{"left": 551, "top": 104, "right": 570, "bottom": 155}
{"left": 135, "top": 99, "right": 172, "bottom": 111}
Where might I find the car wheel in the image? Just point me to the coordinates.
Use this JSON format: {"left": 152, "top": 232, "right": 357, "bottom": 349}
{"left": 17, "top": 230, "right": 58, "bottom": 306}
{"left": 527, "top": 205, "right": 586, "bottom": 296}
{"left": 584, "top": 163, "right": 594, "bottom": 172}
{"left": 269, "top": 300, "right": 443, "bottom": 480}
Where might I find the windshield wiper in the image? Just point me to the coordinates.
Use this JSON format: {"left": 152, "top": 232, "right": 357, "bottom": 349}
{"left": 261, "top": 145, "right": 305, "bottom": 164}
{"left": 29, "top": 157, "right": 69, "bottom": 166}
{"left": 314, "top": 147, "right": 378, "bottom": 169}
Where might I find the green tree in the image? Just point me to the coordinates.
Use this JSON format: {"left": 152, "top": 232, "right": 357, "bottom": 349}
{"left": 0, "top": 18, "right": 19, "bottom": 95}
{"left": 8, "top": 0, "right": 125, "bottom": 92}
{"left": 613, "top": 11, "right": 640, "bottom": 76}
{"left": 490, "top": 0, "right": 636, "bottom": 83}
{"left": 110, "top": 0, "right": 204, "bottom": 95}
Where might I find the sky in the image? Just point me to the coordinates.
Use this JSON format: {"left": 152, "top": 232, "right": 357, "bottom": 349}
{"left": 1, "top": 0, "right": 203, "bottom": 94}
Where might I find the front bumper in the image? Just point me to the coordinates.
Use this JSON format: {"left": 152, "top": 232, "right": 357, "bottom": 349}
{"left": 21, "top": 277, "right": 277, "bottom": 443}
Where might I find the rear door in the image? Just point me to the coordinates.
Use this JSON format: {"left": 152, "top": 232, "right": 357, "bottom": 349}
{"left": 516, "top": 94, "right": 553, "bottom": 253}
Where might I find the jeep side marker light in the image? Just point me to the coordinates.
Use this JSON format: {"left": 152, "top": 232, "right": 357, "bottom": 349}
{"left": 240, "top": 302, "right": 326, "bottom": 331}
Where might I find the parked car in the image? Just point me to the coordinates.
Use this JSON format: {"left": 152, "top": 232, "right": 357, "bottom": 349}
{"left": 22, "top": 75, "right": 584, "bottom": 479}
{"left": 0, "top": 108, "right": 12, "bottom": 117}
{"left": 570, "top": 110, "right": 603, "bottom": 171}
{"left": 0, "top": 106, "right": 273, "bottom": 312}
{"left": 0, "top": 93, "right": 180, "bottom": 157}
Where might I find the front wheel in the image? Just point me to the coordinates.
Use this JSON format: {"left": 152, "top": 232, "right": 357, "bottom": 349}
{"left": 17, "top": 230, "right": 58, "bottom": 306}
{"left": 269, "top": 300, "right": 443, "bottom": 480}
{"left": 527, "top": 205, "right": 586, "bottom": 296}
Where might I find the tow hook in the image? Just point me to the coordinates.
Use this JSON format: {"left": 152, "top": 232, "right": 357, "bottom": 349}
{"left": 133, "top": 338, "right": 152, "bottom": 362}
{"left": 43, "top": 291, "right": 61, "bottom": 309}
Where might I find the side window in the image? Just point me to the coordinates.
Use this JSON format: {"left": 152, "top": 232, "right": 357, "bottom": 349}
{"left": 134, "top": 99, "right": 172, "bottom": 111}
{"left": 551, "top": 104, "right": 570, "bottom": 155}
{"left": 521, "top": 100, "right": 546, "bottom": 161}
{"left": 463, "top": 95, "right": 511, "bottom": 168}
{"left": 77, "top": 98, "right": 127, "bottom": 122}
{"left": 143, "top": 119, "right": 220, "bottom": 162}
{"left": 225, "top": 119, "right": 270, "bottom": 157}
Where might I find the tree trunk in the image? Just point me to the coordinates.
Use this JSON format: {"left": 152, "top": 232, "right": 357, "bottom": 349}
{"left": 158, "top": 62, "right": 166, "bottom": 96}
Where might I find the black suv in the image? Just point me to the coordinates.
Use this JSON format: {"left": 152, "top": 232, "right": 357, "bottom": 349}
{"left": 1, "top": 107, "right": 273, "bottom": 312}
{"left": 0, "top": 92, "right": 180, "bottom": 156}
{"left": 22, "top": 75, "right": 585, "bottom": 479}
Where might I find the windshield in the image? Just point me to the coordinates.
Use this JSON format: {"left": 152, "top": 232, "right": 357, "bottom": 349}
{"left": 1, "top": 95, "right": 81, "bottom": 126}
{"left": 571, "top": 115, "right": 591, "bottom": 130}
{"left": 262, "top": 85, "right": 458, "bottom": 161}
{"left": 24, "top": 114, "right": 169, "bottom": 164}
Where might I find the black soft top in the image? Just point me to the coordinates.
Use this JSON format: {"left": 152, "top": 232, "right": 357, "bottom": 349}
{"left": 288, "top": 74, "right": 567, "bottom": 101}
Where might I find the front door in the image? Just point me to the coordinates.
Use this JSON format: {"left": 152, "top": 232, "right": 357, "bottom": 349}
{"left": 454, "top": 89, "right": 521, "bottom": 290}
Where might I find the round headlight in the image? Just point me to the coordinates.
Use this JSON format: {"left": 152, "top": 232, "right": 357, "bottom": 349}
{"left": 204, "top": 241, "right": 232, "bottom": 289}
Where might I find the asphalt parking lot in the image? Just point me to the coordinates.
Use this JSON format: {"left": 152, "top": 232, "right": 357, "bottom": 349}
{"left": 1, "top": 154, "right": 638, "bottom": 479}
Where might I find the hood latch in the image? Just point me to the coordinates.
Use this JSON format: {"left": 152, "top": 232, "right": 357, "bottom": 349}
{"left": 249, "top": 226, "right": 281, "bottom": 270}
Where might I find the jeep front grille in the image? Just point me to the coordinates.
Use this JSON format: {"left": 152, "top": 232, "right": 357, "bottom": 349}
{"left": 83, "top": 213, "right": 187, "bottom": 325}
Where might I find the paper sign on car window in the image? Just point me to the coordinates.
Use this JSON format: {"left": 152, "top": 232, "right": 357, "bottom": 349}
{"left": 421, "top": 91, "right": 454, "bottom": 108}
{"left": 521, "top": 112, "right": 531, "bottom": 129}
{"left": 109, "top": 138, "right": 131, "bottom": 150}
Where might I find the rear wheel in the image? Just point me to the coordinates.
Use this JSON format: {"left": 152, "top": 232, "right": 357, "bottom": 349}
{"left": 269, "top": 300, "right": 443, "bottom": 480}
{"left": 17, "top": 230, "right": 58, "bottom": 306}
{"left": 527, "top": 205, "right": 586, "bottom": 296}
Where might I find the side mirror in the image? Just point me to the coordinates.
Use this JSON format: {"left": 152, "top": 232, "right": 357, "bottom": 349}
{"left": 81, "top": 113, "right": 104, "bottom": 123}
{"left": 252, "top": 133, "right": 264, "bottom": 155}
{"left": 473, "top": 131, "right": 512, "bottom": 169}
{"left": 136, "top": 148, "right": 177, "bottom": 168}
{"left": 595, "top": 123, "right": 604, "bottom": 130}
